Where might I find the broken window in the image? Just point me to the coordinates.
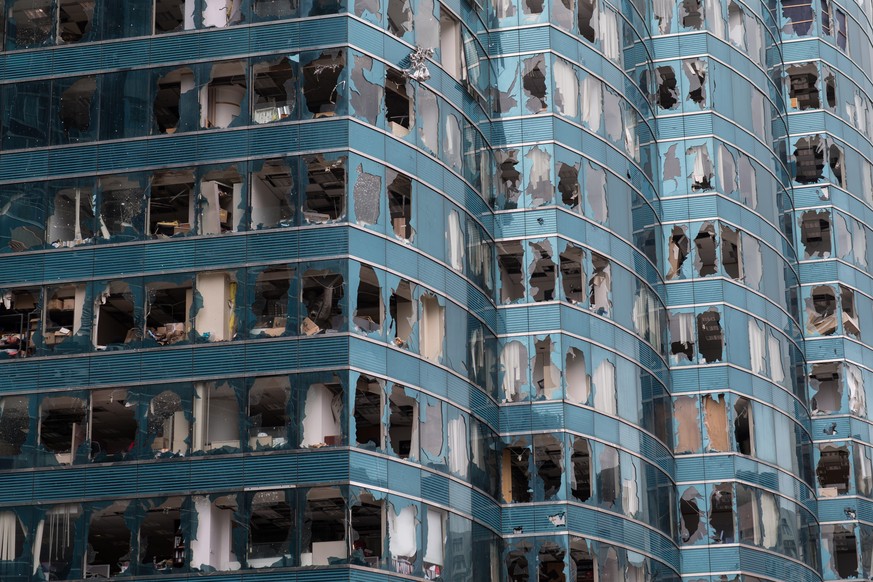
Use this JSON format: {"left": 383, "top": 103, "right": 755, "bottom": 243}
{"left": 806, "top": 284, "right": 837, "bottom": 336}
{"left": 253, "top": 0, "right": 297, "bottom": 19}
{"left": 0, "top": 395, "right": 29, "bottom": 461}
{"left": 246, "top": 490, "right": 296, "bottom": 568}
{"left": 388, "top": 503, "right": 417, "bottom": 573}
{"left": 673, "top": 395, "right": 701, "bottom": 454}
{"left": 154, "top": 0, "right": 185, "bottom": 33}
{"left": 533, "top": 434, "right": 562, "bottom": 500}
{"left": 589, "top": 253, "right": 610, "bottom": 315}
{"left": 817, "top": 444, "right": 850, "bottom": 496}
{"left": 586, "top": 162, "right": 607, "bottom": 223}
{"left": 251, "top": 266, "right": 292, "bottom": 337}
{"left": 387, "top": 170, "right": 413, "bottom": 240}
{"left": 829, "top": 142, "right": 845, "bottom": 187}
{"left": 145, "top": 280, "right": 192, "bottom": 346}
{"left": 592, "top": 358, "right": 616, "bottom": 414}
{"left": 703, "top": 394, "right": 729, "bottom": 452}
{"left": 559, "top": 244, "right": 585, "bottom": 304}
{"left": 388, "top": 385, "right": 417, "bottom": 458}
{"left": 656, "top": 66, "right": 679, "bottom": 110}
{"left": 43, "top": 284, "right": 85, "bottom": 350}
{"left": 498, "top": 241, "right": 525, "bottom": 303}
{"left": 90, "top": 388, "right": 136, "bottom": 462}
{"left": 687, "top": 145, "right": 713, "bottom": 190}
{"left": 569, "top": 537, "right": 595, "bottom": 580}
{"left": 354, "top": 264, "right": 383, "bottom": 334}
{"left": 800, "top": 209, "right": 832, "bottom": 258}
{"left": 200, "top": 166, "right": 242, "bottom": 234}
{"left": 570, "top": 437, "right": 591, "bottom": 502}
{"left": 87, "top": 500, "right": 132, "bottom": 577}
{"left": 667, "top": 226, "right": 689, "bottom": 280}
{"left": 303, "top": 51, "right": 345, "bottom": 118}
{"left": 99, "top": 175, "right": 145, "bottom": 240}
{"left": 201, "top": 62, "right": 247, "bottom": 129}
{"left": 139, "top": 497, "right": 185, "bottom": 571}
{"left": 303, "top": 154, "right": 346, "bottom": 223}
{"left": 300, "top": 381, "right": 343, "bottom": 447}
{"left": 502, "top": 440, "right": 532, "bottom": 503}
{"left": 34, "top": 504, "right": 82, "bottom": 578}
{"left": 597, "top": 446, "right": 619, "bottom": 509}
{"left": 793, "top": 136, "right": 825, "bottom": 184}
{"left": 787, "top": 63, "right": 820, "bottom": 110}
{"left": 251, "top": 159, "right": 294, "bottom": 229}
{"left": 734, "top": 397, "right": 753, "bottom": 455}
{"left": 696, "top": 308, "right": 722, "bottom": 363}
{"left": 154, "top": 67, "right": 196, "bottom": 134}
{"left": 720, "top": 225, "right": 742, "bottom": 279}
{"left": 385, "top": 69, "right": 414, "bottom": 137}
{"left": 148, "top": 170, "right": 194, "bottom": 237}
{"left": 735, "top": 483, "right": 759, "bottom": 544}
{"left": 192, "top": 271, "right": 237, "bottom": 343}
{"left": 577, "top": 0, "right": 597, "bottom": 42}
{"left": 248, "top": 376, "right": 291, "bottom": 450}
{"left": 93, "top": 281, "right": 137, "bottom": 348}
{"left": 301, "top": 268, "right": 344, "bottom": 334}
{"left": 8, "top": 0, "right": 53, "bottom": 48}
{"left": 501, "top": 340, "right": 528, "bottom": 402}
{"left": 670, "top": 312, "right": 695, "bottom": 362}
{"left": 439, "top": 11, "right": 464, "bottom": 80}
{"left": 557, "top": 162, "right": 580, "bottom": 209}
{"left": 354, "top": 375, "right": 383, "bottom": 448}
{"left": 389, "top": 279, "right": 415, "bottom": 347}
{"left": 681, "top": 0, "right": 702, "bottom": 29}
{"left": 351, "top": 492, "right": 383, "bottom": 567}
{"left": 782, "top": 0, "right": 813, "bottom": 36}
{"left": 710, "top": 484, "right": 734, "bottom": 543}
{"left": 522, "top": 55, "right": 547, "bottom": 114}
{"left": 39, "top": 396, "right": 87, "bottom": 464}
{"left": 823, "top": 524, "right": 858, "bottom": 578}
{"left": 252, "top": 57, "right": 296, "bottom": 124}
{"left": 680, "top": 487, "right": 705, "bottom": 544}
{"left": 191, "top": 494, "right": 240, "bottom": 571}
{"left": 683, "top": 59, "right": 706, "bottom": 107}
{"left": 57, "top": 76, "right": 97, "bottom": 143}
{"left": 841, "top": 285, "right": 860, "bottom": 337}
{"left": 537, "top": 541, "right": 565, "bottom": 581}
{"left": 495, "top": 149, "right": 522, "bottom": 209}
{"left": 422, "top": 505, "right": 446, "bottom": 577}
{"left": 45, "top": 184, "right": 94, "bottom": 248}
{"left": 420, "top": 294, "right": 444, "bottom": 361}
{"left": 193, "top": 382, "right": 240, "bottom": 452}
{"left": 528, "top": 240, "right": 556, "bottom": 302}
{"left": 147, "top": 389, "right": 189, "bottom": 456}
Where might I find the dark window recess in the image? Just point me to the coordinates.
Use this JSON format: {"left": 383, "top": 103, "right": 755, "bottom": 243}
{"left": 385, "top": 69, "right": 413, "bottom": 137}
{"left": 557, "top": 162, "right": 580, "bottom": 208}
{"left": 782, "top": 0, "right": 814, "bottom": 36}
{"left": 570, "top": 437, "right": 591, "bottom": 502}
{"left": 88, "top": 501, "right": 132, "bottom": 577}
{"left": 90, "top": 388, "right": 136, "bottom": 461}
{"left": 787, "top": 63, "right": 820, "bottom": 110}
{"left": 720, "top": 225, "right": 742, "bottom": 280}
{"left": 353, "top": 375, "right": 383, "bottom": 448}
{"left": 534, "top": 434, "right": 562, "bottom": 499}
{"left": 140, "top": 498, "right": 185, "bottom": 569}
{"left": 303, "top": 155, "right": 346, "bottom": 223}
{"left": 709, "top": 484, "right": 734, "bottom": 543}
{"left": 502, "top": 444, "right": 531, "bottom": 503}
{"left": 810, "top": 362, "right": 842, "bottom": 414}
{"left": 521, "top": 55, "right": 547, "bottom": 114}
{"left": 498, "top": 241, "right": 525, "bottom": 303}
{"left": 389, "top": 280, "right": 415, "bottom": 347}
{"left": 793, "top": 136, "right": 825, "bottom": 184}
{"left": 528, "top": 240, "right": 556, "bottom": 302}
{"left": 734, "top": 397, "right": 753, "bottom": 455}
{"left": 154, "top": 0, "right": 185, "bottom": 33}
{"left": 825, "top": 525, "right": 858, "bottom": 579}
{"left": 505, "top": 540, "right": 532, "bottom": 582}
{"left": 537, "top": 541, "right": 565, "bottom": 581}
{"left": 388, "top": 385, "right": 416, "bottom": 458}
{"left": 817, "top": 445, "right": 850, "bottom": 495}
{"left": 825, "top": 71, "right": 837, "bottom": 109}
{"left": 149, "top": 170, "right": 195, "bottom": 237}
{"left": 800, "top": 210, "right": 832, "bottom": 258}
{"left": 694, "top": 223, "right": 717, "bottom": 277}
{"left": 59, "top": 77, "right": 97, "bottom": 139}
{"left": 656, "top": 66, "right": 679, "bottom": 110}
{"left": 680, "top": 487, "right": 705, "bottom": 543}
{"left": 387, "top": 170, "right": 413, "bottom": 240}
{"left": 577, "top": 0, "right": 596, "bottom": 42}
{"left": 303, "top": 51, "right": 345, "bottom": 117}
{"left": 58, "top": 0, "right": 95, "bottom": 43}
{"left": 696, "top": 308, "right": 722, "bottom": 363}
{"left": 559, "top": 245, "right": 585, "bottom": 304}
{"left": 667, "top": 226, "right": 689, "bottom": 279}
{"left": 681, "top": 0, "right": 702, "bottom": 29}
{"left": 806, "top": 285, "right": 837, "bottom": 336}
{"left": 301, "top": 270, "right": 344, "bottom": 334}
{"left": 94, "top": 283, "right": 137, "bottom": 347}
{"left": 829, "top": 143, "right": 845, "bottom": 187}
{"left": 353, "top": 265, "right": 383, "bottom": 334}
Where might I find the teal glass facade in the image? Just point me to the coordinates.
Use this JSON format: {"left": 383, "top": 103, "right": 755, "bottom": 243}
{"left": 0, "top": 0, "right": 869, "bottom": 581}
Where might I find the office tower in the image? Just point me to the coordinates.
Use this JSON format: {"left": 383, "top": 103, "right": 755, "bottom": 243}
{"left": 0, "top": 0, "right": 869, "bottom": 580}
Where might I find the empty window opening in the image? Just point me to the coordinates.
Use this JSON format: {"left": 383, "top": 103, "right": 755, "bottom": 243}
{"left": 810, "top": 362, "right": 842, "bottom": 415}
{"left": 688, "top": 145, "right": 714, "bottom": 191}
{"left": 502, "top": 442, "right": 532, "bottom": 503}
{"left": 577, "top": 0, "right": 597, "bottom": 42}
{"left": 99, "top": 175, "right": 144, "bottom": 239}
{"left": 386, "top": 0, "right": 412, "bottom": 36}
{"left": 817, "top": 444, "right": 850, "bottom": 496}
{"left": 532, "top": 434, "right": 562, "bottom": 500}
{"left": 806, "top": 284, "right": 837, "bottom": 336}
{"left": 388, "top": 503, "right": 416, "bottom": 573}
{"left": 39, "top": 396, "right": 87, "bottom": 464}
{"left": 570, "top": 538, "right": 595, "bottom": 581}
{"left": 387, "top": 170, "right": 413, "bottom": 240}
{"left": 44, "top": 284, "right": 85, "bottom": 349}
{"left": 301, "top": 269, "right": 344, "bottom": 334}
{"left": 683, "top": 59, "right": 706, "bottom": 107}
{"left": 565, "top": 347, "right": 589, "bottom": 404}
{"left": 93, "top": 282, "right": 136, "bottom": 348}
{"left": 571, "top": 437, "right": 591, "bottom": 502}
{"left": 558, "top": 163, "right": 580, "bottom": 209}
{"left": 829, "top": 143, "right": 845, "bottom": 188}
{"left": 496, "top": 149, "right": 522, "bottom": 209}
{"left": 597, "top": 446, "right": 619, "bottom": 509}
{"left": 249, "top": 490, "right": 293, "bottom": 568}
{"left": 389, "top": 280, "right": 415, "bottom": 346}
{"left": 146, "top": 281, "right": 192, "bottom": 345}
{"left": 147, "top": 390, "right": 189, "bottom": 456}
{"left": 388, "top": 385, "right": 417, "bottom": 458}
{"left": 793, "top": 136, "right": 825, "bottom": 184}
{"left": 439, "top": 11, "right": 464, "bottom": 80}
{"left": 501, "top": 340, "right": 528, "bottom": 402}
{"left": 201, "top": 61, "right": 246, "bottom": 129}
{"left": 680, "top": 487, "right": 705, "bottom": 543}
{"left": 670, "top": 312, "right": 695, "bottom": 362}
{"left": 667, "top": 226, "right": 689, "bottom": 280}
{"left": 720, "top": 225, "right": 742, "bottom": 280}
{"left": 681, "top": 0, "right": 702, "bottom": 29}
{"left": 354, "top": 265, "right": 383, "bottom": 334}
{"left": 841, "top": 285, "right": 860, "bottom": 337}
{"left": 703, "top": 394, "right": 729, "bottom": 452}
{"left": 248, "top": 376, "right": 290, "bottom": 450}
{"left": 59, "top": 76, "right": 96, "bottom": 140}
{"left": 354, "top": 375, "right": 383, "bottom": 448}
{"left": 800, "top": 210, "right": 832, "bottom": 258}
{"left": 824, "top": 524, "right": 858, "bottom": 578}
{"left": 656, "top": 66, "right": 679, "bottom": 111}
{"left": 538, "top": 541, "right": 565, "bottom": 581}
{"left": 139, "top": 497, "right": 184, "bottom": 571}
{"left": 824, "top": 71, "right": 836, "bottom": 109}
{"left": 90, "top": 388, "right": 136, "bottom": 462}
{"left": 303, "top": 51, "right": 345, "bottom": 118}
{"left": 154, "top": 0, "right": 186, "bottom": 33}
{"left": 154, "top": 67, "right": 195, "bottom": 134}
{"left": 351, "top": 493, "right": 383, "bottom": 567}
{"left": 420, "top": 294, "right": 445, "bottom": 361}
{"left": 694, "top": 223, "right": 717, "bottom": 276}
{"left": 787, "top": 63, "right": 820, "bottom": 110}
{"left": 36, "top": 504, "right": 81, "bottom": 578}
{"left": 200, "top": 168, "right": 242, "bottom": 234}
{"left": 251, "top": 267, "right": 291, "bottom": 337}
{"left": 252, "top": 57, "right": 295, "bottom": 124}
{"left": 697, "top": 308, "right": 722, "bottom": 363}
{"left": 529, "top": 240, "right": 556, "bottom": 302}
{"left": 88, "top": 501, "right": 132, "bottom": 577}
{"left": 0, "top": 396, "right": 28, "bottom": 458}
{"left": 586, "top": 162, "right": 607, "bottom": 223}
{"left": 727, "top": 1, "right": 746, "bottom": 48}
{"left": 709, "top": 484, "right": 734, "bottom": 543}
{"left": 0, "top": 509, "right": 24, "bottom": 560}
{"left": 560, "top": 245, "right": 585, "bottom": 304}
{"left": 251, "top": 159, "right": 294, "bottom": 229}
{"left": 300, "top": 381, "right": 343, "bottom": 448}
{"left": 190, "top": 494, "right": 240, "bottom": 571}
{"left": 46, "top": 186, "right": 95, "bottom": 247}
{"left": 589, "top": 253, "right": 611, "bottom": 315}
{"left": 733, "top": 397, "right": 753, "bottom": 455}
{"left": 193, "top": 382, "right": 240, "bottom": 452}
{"left": 58, "top": 0, "right": 94, "bottom": 42}
{"left": 385, "top": 69, "right": 414, "bottom": 137}
{"left": 498, "top": 241, "right": 525, "bottom": 303}
{"left": 303, "top": 154, "right": 346, "bottom": 223}
{"left": 10, "top": 0, "right": 53, "bottom": 47}
{"left": 148, "top": 170, "right": 194, "bottom": 237}
{"left": 533, "top": 337, "right": 560, "bottom": 399}
{"left": 674, "top": 395, "right": 701, "bottom": 454}
{"left": 522, "top": 55, "right": 547, "bottom": 114}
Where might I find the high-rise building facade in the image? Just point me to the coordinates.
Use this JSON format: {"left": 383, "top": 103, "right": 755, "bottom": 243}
{"left": 0, "top": 0, "right": 870, "bottom": 580}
